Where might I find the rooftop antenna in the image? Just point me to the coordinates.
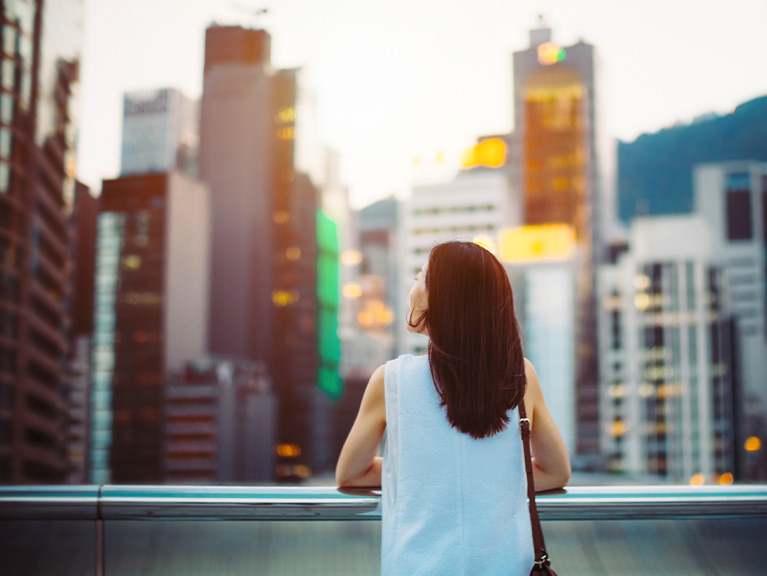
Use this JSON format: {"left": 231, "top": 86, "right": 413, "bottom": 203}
{"left": 229, "top": 3, "right": 269, "bottom": 28}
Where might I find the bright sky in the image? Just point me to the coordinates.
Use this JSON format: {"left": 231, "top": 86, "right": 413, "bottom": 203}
{"left": 77, "top": 0, "right": 767, "bottom": 209}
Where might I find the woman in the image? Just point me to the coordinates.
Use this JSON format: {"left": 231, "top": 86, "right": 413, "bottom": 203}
{"left": 336, "top": 241, "right": 571, "bottom": 576}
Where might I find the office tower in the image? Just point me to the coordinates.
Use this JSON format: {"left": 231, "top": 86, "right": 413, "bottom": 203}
{"left": 0, "top": 0, "right": 83, "bottom": 483}
{"left": 64, "top": 182, "right": 98, "bottom": 483}
{"left": 598, "top": 216, "right": 735, "bottom": 482}
{"left": 512, "top": 23, "right": 610, "bottom": 461}
{"left": 694, "top": 162, "right": 767, "bottom": 480}
{"left": 164, "top": 357, "right": 276, "bottom": 484}
{"left": 400, "top": 155, "right": 513, "bottom": 355}
{"left": 199, "top": 25, "right": 339, "bottom": 478}
{"left": 120, "top": 88, "right": 199, "bottom": 177}
{"left": 619, "top": 96, "right": 767, "bottom": 223}
{"left": 89, "top": 173, "right": 210, "bottom": 483}
{"left": 500, "top": 225, "right": 579, "bottom": 456}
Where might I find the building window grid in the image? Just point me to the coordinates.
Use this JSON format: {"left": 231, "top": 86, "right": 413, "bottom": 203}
{"left": 89, "top": 212, "right": 125, "bottom": 482}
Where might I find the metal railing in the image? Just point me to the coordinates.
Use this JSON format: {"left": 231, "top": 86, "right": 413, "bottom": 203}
{"left": 2, "top": 484, "right": 767, "bottom": 521}
{"left": 2, "top": 485, "right": 767, "bottom": 576}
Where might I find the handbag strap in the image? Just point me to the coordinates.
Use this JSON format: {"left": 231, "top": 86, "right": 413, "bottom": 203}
{"left": 518, "top": 400, "right": 551, "bottom": 569}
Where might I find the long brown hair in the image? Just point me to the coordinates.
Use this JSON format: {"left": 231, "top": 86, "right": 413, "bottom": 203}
{"left": 408, "top": 241, "right": 526, "bottom": 439}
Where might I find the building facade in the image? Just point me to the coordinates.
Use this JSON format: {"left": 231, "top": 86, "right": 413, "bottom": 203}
{"left": 120, "top": 88, "right": 198, "bottom": 177}
{"left": 399, "top": 167, "right": 514, "bottom": 355}
{"left": 164, "top": 357, "right": 276, "bottom": 484}
{"left": 499, "top": 224, "right": 579, "bottom": 457}
{"left": 63, "top": 181, "right": 97, "bottom": 483}
{"left": 694, "top": 162, "right": 767, "bottom": 480}
{"left": 511, "top": 22, "right": 611, "bottom": 460}
{"left": 0, "top": 0, "right": 83, "bottom": 483}
{"left": 199, "top": 25, "right": 339, "bottom": 479}
{"left": 89, "top": 172, "right": 210, "bottom": 483}
{"left": 599, "top": 217, "right": 735, "bottom": 482}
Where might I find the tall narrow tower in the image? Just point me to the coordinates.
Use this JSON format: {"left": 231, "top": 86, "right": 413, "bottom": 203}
{"left": 512, "top": 21, "right": 609, "bottom": 462}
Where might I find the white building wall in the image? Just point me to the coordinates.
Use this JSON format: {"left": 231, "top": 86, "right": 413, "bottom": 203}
{"left": 163, "top": 172, "right": 211, "bottom": 373}
{"left": 694, "top": 162, "right": 767, "bottom": 425}
{"left": 598, "top": 216, "right": 731, "bottom": 482}
{"left": 507, "top": 261, "right": 577, "bottom": 456}
{"left": 398, "top": 170, "right": 514, "bottom": 355}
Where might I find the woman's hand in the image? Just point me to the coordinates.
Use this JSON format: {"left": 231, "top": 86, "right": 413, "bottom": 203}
{"left": 335, "top": 365, "right": 387, "bottom": 487}
{"left": 523, "top": 359, "right": 572, "bottom": 492}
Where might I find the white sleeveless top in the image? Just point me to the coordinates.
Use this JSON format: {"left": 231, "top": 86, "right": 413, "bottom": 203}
{"left": 381, "top": 354, "right": 534, "bottom": 576}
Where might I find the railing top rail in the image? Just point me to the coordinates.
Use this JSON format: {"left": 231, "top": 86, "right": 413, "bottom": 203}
{"left": 2, "top": 484, "right": 767, "bottom": 521}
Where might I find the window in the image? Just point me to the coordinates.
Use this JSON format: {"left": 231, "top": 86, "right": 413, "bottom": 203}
{"left": 725, "top": 172, "right": 752, "bottom": 241}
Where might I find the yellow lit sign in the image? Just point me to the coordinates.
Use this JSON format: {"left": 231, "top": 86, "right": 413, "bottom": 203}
{"left": 498, "top": 224, "right": 575, "bottom": 263}
{"left": 461, "top": 138, "right": 507, "bottom": 169}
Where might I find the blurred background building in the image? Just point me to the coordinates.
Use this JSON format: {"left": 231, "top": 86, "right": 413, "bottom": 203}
{"left": 0, "top": 0, "right": 83, "bottom": 483}
{"left": 399, "top": 144, "right": 514, "bottom": 355}
{"left": 511, "top": 20, "right": 612, "bottom": 465}
{"left": 599, "top": 217, "right": 735, "bottom": 482}
{"left": 120, "top": 87, "right": 199, "bottom": 177}
{"left": 599, "top": 160, "right": 767, "bottom": 482}
{"left": 500, "top": 224, "right": 579, "bottom": 457}
{"left": 199, "top": 25, "right": 341, "bottom": 480}
{"left": 164, "top": 357, "right": 275, "bottom": 484}
{"left": 89, "top": 172, "right": 210, "bottom": 483}
{"left": 63, "top": 181, "right": 97, "bottom": 483}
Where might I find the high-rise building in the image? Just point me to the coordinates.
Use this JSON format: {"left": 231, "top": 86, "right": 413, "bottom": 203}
{"left": 499, "top": 225, "right": 579, "bottom": 457}
{"left": 598, "top": 216, "right": 736, "bottom": 482}
{"left": 400, "top": 161, "right": 514, "bottom": 355}
{"left": 694, "top": 161, "right": 767, "bottom": 480}
{"left": 511, "top": 22, "right": 611, "bottom": 461}
{"left": 164, "top": 357, "right": 276, "bottom": 484}
{"left": 63, "top": 181, "right": 98, "bottom": 483}
{"left": 120, "top": 88, "right": 199, "bottom": 177}
{"left": 89, "top": 172, "right": 210, "bottom": 483}
{"left": 0, "top": 0, "right": 83, "bottom": 483}
{"left": 199, "top": 25, "right": 340, "bottom": 478}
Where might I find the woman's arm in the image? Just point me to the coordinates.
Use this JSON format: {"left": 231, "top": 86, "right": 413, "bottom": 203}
{"left": 336, "top": 364, "right": 387, "bottom": 487}
{"left": 523, "top": 359, "right": 571, "bottom": 492}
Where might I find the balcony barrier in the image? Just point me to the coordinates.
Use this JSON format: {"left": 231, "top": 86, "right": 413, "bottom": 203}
{"left": 2, "top": 484, "right": 766, "bottom": 575}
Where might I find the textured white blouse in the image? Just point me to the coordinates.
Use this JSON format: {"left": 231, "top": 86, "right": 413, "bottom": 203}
{"left": 381, "top": 354, "right": 534, "bottom": 576}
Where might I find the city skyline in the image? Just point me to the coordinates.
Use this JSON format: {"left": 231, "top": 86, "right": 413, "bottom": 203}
{"left": 77, "top": 0, "right": 767, "bottom": 208}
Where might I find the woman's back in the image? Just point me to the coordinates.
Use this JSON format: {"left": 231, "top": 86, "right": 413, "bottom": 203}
{"left": 381, "top": 353, "right": 534, "bottom": 576}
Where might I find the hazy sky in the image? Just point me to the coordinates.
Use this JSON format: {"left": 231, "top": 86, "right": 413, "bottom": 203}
{"left": 77, "top": 0, "right": 767, "bottom": 208}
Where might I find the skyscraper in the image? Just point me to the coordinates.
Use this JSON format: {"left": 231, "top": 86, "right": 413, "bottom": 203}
{"left": 694, "top": 161, "right": 767, "bottom": 481}
{"left": 199, "top": 25, "right": 339, "bottom": 478}
{"left": 598, "top": 216, "right": 735, "bottom": 482}
{"left": 0, "top": 0, "right": 83, "bottom": 483}
{"left": 120, "top": 88, "right": 199, "bottom": 177}
{"left": 64, "top": 181, "right": 98, "bottom": 483}
{"left": 89, "top": 173, "right": 210, "bottom": 483}
{"left": 512, "top": 22, "right": 611, "bottom": 462}
{"left": 164, "top": 357, "right": 276, "bottom": 484}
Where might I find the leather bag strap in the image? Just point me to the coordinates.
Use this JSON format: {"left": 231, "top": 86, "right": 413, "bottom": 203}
{"left": 518, "top": 400, "right": 551, "bottom": 569}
